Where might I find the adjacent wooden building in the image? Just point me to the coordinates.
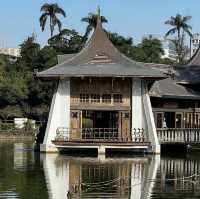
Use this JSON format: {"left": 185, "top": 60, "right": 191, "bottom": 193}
{"left": 150, "top": 49, "right": 200, "bottom": 129}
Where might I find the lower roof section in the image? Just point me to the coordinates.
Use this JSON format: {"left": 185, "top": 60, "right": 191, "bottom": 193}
{"left": 150, "top": 78, "right": 200, "bottom": 100}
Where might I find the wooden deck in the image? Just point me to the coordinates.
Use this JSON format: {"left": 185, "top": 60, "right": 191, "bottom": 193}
{"left": 52, "top": 127, "right": 150, "bottom": 152}
{"left": 52, "top": 140, "right": 150, "bottom": 146}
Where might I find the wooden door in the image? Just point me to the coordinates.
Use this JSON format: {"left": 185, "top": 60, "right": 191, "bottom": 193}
{"left": 121, "top": 111, "right": 131, "bottom": 141}
{"left": 70, "top": 110, "right": 81, "bottom": 140}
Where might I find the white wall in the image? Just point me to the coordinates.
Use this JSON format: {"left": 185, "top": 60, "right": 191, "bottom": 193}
{"left": 41, "top": 79, "right": 70, "bottom": 152}
{"left": 142, "top": 82, "right": 160, "bottom": 153}
{"left": 132, "top": 79, "right": 160, "bottom": 153}
{"left": 132, "top": 79, "right": 146, "bottom": 130}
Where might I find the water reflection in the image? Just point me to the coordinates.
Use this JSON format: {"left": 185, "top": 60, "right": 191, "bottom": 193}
{"left": 152, "top": 155, "right": 200, "bottom": 198}
{"left": 13, "top": 143, "right": 34, "bottom": 170}
{"left": 0, "top": 141, "right": 48, "bottom": 199}
{"left": 1, "top": 141, "right": 200, "bottom": 198}
{"left": 41, "top": 155, "right": 160, "bottom": 199}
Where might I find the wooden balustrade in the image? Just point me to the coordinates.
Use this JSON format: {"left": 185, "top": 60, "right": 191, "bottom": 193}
{"left": 157, "top": 128, "right": 200, "bottom": 143}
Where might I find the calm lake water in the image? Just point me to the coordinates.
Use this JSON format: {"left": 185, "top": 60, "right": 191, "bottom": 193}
{"left": 0, "top": 141, "right": 200, "bottom": 199}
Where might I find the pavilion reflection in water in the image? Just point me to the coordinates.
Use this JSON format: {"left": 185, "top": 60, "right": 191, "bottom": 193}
{"left": 156, "top": 157, "right": 200, "bottom": 194}
{"left": 41, "top": 155, "right": 159, "bottom": 199}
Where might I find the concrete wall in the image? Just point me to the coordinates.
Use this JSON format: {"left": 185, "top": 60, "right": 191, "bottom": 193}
{"left": 132, "top": 79, "right": 160, "bottom": 153}
{"left": 40, "top": 79, "right": 70, "bottom": 152}
{"left": 132, "top": 79, "right": 146, "bottom": 130}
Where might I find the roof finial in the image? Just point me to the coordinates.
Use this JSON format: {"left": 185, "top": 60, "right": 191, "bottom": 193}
{"left": 97, "top": 6, "right": 101, "bottom": 18}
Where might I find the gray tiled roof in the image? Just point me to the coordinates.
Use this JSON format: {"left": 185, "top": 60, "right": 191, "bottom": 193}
{"left": 150, "top": 78, "right": 200, "bottom": 99}
{"left": 57, "top": 54, "right": 76, "bottom": 64}
{"left": 175, "top": 48, "right": 200, "bottom": 84}
{"left": 37, "top": 17, "right": 166, "bottom": 79}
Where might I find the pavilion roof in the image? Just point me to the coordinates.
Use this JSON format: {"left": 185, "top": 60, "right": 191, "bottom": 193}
{"left": 37, "top": 9, "right": 166, "bottom": 80}
{"left": 175, "top": 47, "right": 200, "bottom": 84}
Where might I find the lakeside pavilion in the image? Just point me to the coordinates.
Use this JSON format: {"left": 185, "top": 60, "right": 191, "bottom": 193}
{"left": 37, "top": 9, "right": 166, "bottom": 155}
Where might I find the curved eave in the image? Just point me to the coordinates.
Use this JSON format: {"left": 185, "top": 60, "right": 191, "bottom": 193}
{"left": 36, "top": 72, "right": 167, "bottom": 80}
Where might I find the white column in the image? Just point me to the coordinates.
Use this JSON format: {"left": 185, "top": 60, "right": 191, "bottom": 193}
{"left": 42, "top": 154, "right": 70, "bottom": 199}
{"left": 132, "top": 79, "right": 160, "bottom": 154}
{"left": 132, "top": 79, "right": 147, "bottom": 141}
{"left": 40, "top": 79, "right": 70, "bottom": 152}
{"left": 142, "top": 82, "right": 160, "bottom": 154}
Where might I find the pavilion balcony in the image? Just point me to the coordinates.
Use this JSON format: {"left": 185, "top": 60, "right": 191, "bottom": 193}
{"left": 52, "top": 127, "right": 148, "bottom": 144}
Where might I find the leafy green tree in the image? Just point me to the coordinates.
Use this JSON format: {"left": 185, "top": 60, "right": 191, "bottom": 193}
{"left": 139, "top": 35, "right": 164, "bottom": 63}
{"left": 108, "top": 32, "right": 164, "bottom": 63}
{"left": 0, "top": 105, "right": 23, "bottom": 120}
{"left": 165, "top": 14, "right": 192, "bottom": 63}
{"left": 48, "top": 29, "right": 84, "bottom": 53}
{"left": 81, "top": 12, "right": 108, "bottom": 40}
{"left": 40, "top": 3, "right": 66, "bottom": 38}
{"left": 0, "top": 55, "right": 9, "bottom": 73}
{"left": 107, "top": 32, "right": 133, "bottom": 55}
{"left": 18, "top": 35, "right": 40, "bottom": 71}
{"left": 0, "top": 72, "right": 28, "bottom": 106}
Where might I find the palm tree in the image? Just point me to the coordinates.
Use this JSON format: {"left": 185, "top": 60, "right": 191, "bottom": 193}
{"left": 165, "top": 14, "right": 192, "bottom": 63}
{"left": 39, "top": 3, "right": 66, "bottom": 38}
{"left": 81, "top": 12, "right": 108, "bottom": 40}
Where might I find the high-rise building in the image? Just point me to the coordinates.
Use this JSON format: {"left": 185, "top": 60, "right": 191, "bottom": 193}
{"left": 0, "top": 48, "right": 20, "bottom": 57}
{"left": 191, "top": 33, "right": 200, "bottom": 56}
{"left": 161, "top": 38, "right": 177, "bottom": 61}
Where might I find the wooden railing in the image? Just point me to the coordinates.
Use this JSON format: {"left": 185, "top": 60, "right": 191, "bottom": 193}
{"left": 157, "top": 128, "right": 200, "bottom": 143}
{"left": 54, "top": 128, "right": 147, "bottom": 143}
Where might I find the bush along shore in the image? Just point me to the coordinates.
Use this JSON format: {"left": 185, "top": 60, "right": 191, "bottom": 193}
{"left": 0, "top": 120, "right": 39, "bottom": 140}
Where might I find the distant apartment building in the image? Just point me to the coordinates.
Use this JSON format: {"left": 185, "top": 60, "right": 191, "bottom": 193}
{"left": 0, "top": 48, "right": 20, "bottom": 57}
{"left": 161, "top": 39, "right": 177, "bottom": 61}
{"left": 191, "top": 33, "right": 200, "bottom": 56}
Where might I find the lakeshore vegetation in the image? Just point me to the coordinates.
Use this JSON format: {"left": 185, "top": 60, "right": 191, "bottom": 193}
{"left": 0, "top": 3, "right": 193, "bottom": 123}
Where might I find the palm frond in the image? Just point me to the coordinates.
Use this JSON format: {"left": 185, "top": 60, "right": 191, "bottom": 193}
{"left": 183, "top": 15, "right": 192, "bottom": 23}
{"left": 165, "top": 28, "right": 177, "bottom": 37}
{"left": 101, "top": 16, "right": 108, "bottom": 23}
{"left": 165, "top": 19, "right": 175, "bottom": 26}
{"left": 39, "top": 13, "right": 48, "bottom": 31}
{"left": 40, "top": 3, "right": 51, "bottom": 12}
{"left": 81, "top": 17, "right": 90, "bottom": 23}
{"left": 55, "top": 6, "right": 66, "bottom": 17}
{"left": 84, "top": 25, "right": 93, "bottom": 39}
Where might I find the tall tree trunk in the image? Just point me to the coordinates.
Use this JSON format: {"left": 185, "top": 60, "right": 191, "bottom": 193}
{"left": 50, "top": 17, "right": 53, "bottom": 38}
{"left": 177, "top": 28, "right": 181, "bottom": 63}
{"left": 190, "top": 36, "right": 192, "bottom": 58}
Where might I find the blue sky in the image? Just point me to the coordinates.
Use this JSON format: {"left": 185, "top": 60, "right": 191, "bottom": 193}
{"left": 0, "top": 0, "right": 200, "bottom": 48}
